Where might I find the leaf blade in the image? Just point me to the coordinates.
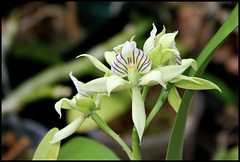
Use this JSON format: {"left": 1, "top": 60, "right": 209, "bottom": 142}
{"left": 166, "top": 4, "right": 238, "bottom": 160}
{"left": 57, "top": 136, "right": 120, "bottom": 160}
{"left": 32, "top": 127, "right": 60, "bottom": 160}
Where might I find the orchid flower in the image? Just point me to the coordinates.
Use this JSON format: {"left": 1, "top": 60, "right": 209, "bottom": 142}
{"left": 79, "top": 41, "right": 152, "bottom": 141}
{"left": 51, "top": 23, "right": 221, "bottom": 143}
{"left": 49, "top": 72, "right": 104, "bottom": 144}
{"left": 142, "top": 23, "right": 221, "bottom": 112}
{"left": 77, "top": 43, "right": 199, "bottom": 141}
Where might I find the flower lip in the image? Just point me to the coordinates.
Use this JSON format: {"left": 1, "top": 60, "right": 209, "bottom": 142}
{"left": 111, "top": 41, "right": 152, "bottom": 77}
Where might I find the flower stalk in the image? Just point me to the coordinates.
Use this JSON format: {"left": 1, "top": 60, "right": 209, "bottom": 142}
{"left": 91, "top": 112, "right": 133, "bottom": 159}
{"left": 132, "top": 126, "right": 142, "bottom": 160}
{"left": 146, "top": 83, "right": 173, "bottom": 129}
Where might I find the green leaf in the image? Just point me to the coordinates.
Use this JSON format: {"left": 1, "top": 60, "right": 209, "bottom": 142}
{"left": 166, "top": 4, "right": 238, "bottom": 160}
{"left": 57, "top": 136, "right": 120, "bottom": 160}
{"left": 32, "top": 128, "right": 60, "bottom": 160}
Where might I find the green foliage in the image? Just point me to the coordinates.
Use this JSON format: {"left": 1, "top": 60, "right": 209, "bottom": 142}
{"left": 212, "top": 146, "right": 238, "bottom": 160}
{"left": 166, "top": 4, "right": 238, "bottom": 160}
{"left": 32, "top": 128, "right": 60, "bottom": 160}
{"left": 57, "top": 136, "right": 120, "bottom": 160}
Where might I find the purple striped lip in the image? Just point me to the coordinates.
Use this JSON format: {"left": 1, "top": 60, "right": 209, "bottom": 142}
{"left": 111, "top": 41, "right": 152, "bottom": 77}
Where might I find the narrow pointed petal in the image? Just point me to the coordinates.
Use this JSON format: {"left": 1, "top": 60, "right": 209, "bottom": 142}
{"left": 160, "top": 58, "right": 197, "bottom": 82}
{"left": 168, "top": 85, "right": 181, "bottom": 113}
{"left": 143, "top": 23, "right": 157, "bottom": 54}
{"left": 132, "top": 87, "right": 146, "bottom": 141}
{"left": 77, "top": 54, "right": 110, "bottom": 73}
{"left": 138, "top": 70, "right": 166, "bottom": 88}
{"left": 69, "top": 72, "right": 92, "bottom": 98}
{"left": 114, "top": 41, "right": 137, "bottom": 54}
{"left": 172, "top": 75, "right": 222, "bottom": 92}
{"left": 55, "top": 98, "right": 76, "bottom": 118}
{"left": 170, "top": 74, "right": 201, "bottom": 84}
{"left": 49, "top": 113, "right": 86, "bottom": 144}
{"left": 160, "top": 48, "right": 180, "bottom": 65}
{"left": 159, "top": 31, "right": 178, "bottom": 49}
{"left": 106, "top": 75, "right": 131, "bottom": 96}
{"left": 147, "top": 45, "right": 162, "bottom": 69}
{"left": 104, "top": 51, "right": 116, "bottom": 67}
{"left": 81, "top": 77, "right": 109, "bottom": 93}
{"left": 154, "top": 25, "right": 166, "bottom": 47}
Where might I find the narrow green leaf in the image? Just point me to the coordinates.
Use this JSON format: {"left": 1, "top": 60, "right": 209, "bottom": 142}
{"left": 166, "top": 4, "right": 238, "bottom": 160}
{"left": 57, "top": 136, "right": 120, "bottom": 160}
{"left": 33, "top": 128, "right": 60, "bottom": 160}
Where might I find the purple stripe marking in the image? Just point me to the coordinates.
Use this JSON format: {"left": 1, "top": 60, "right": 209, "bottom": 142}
{"left": 116, "top": 56, "right": 128, "bottom": 71}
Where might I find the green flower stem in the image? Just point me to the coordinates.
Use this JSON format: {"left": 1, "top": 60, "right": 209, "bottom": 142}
{"left": 132, "top": 126, "right": 142, "bottom": 160}
{"left": 141, "top": 86, "right": 149, "bottom": 101}
{"left": 91, "top": 112, "right": 133, "bottom": 160}
{"left": 145, "top": 83, "right": 173, "bottom": 129}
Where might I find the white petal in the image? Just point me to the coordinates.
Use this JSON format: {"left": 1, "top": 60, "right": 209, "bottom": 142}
{"left": 138, "top": 70, "right": 166, "bottom": 88}
{"left": 81, "top": 77, "right": 109, "bottom": 93}
{"left": 154, "top": 25, "right": 166, "bottom": 46}
{"left": 55, "top": 98, "right": 76, "bottom": 118}
{"left": 49, "top": 113, "right": 86, "bottom": 144}
{"left": 111, "top": 41, "right": 152, "bottom": 76}
{"left": 104, "top": 51, "right": 116, "bottom": 67}
{"left": 159, "top": 31, "right": 178, "bottom": 50}
{"left": 132, "top": 87, "right": 146, "bottom": 141}
{"left": 143, "top": 23, "right": 157, "bottom": 54}
{"left": 168, "top": 85, "right": 181, "bottom": 113}
{"left": 160, "top": 58, "right": 197, "bottom": 82}
{"left": 106, "top": 75, "right": 131, "bottom": 96}
{"left": 69, "top": 72, "right": 92, "bottom": 98}
{"left": 77, "top": 54, "right": 110, "bottom": 73}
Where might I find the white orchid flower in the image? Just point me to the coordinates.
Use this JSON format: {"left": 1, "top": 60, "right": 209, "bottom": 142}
{"left": 142, "top": 23, "right": 221, "bottom": 112}
{"left": 77, "top": 41, "right": 202, "bottom": 141}
{"left": 143, "top": 23, "right": 181, "bottom": 69}
{"left": 54, "top": 23, "right": 221, "bottom": 142}
{"left": 49, "top": 72, "right": 104, "bottom": 144}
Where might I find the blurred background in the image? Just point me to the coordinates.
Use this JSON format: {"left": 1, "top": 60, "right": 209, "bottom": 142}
{"left": 2, "top": 2, "right": 238, "bottom": 160}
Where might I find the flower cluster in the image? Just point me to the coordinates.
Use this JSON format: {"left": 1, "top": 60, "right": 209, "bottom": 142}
{"left": 50, "top": 23, "right": 221, "bottom": 144}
